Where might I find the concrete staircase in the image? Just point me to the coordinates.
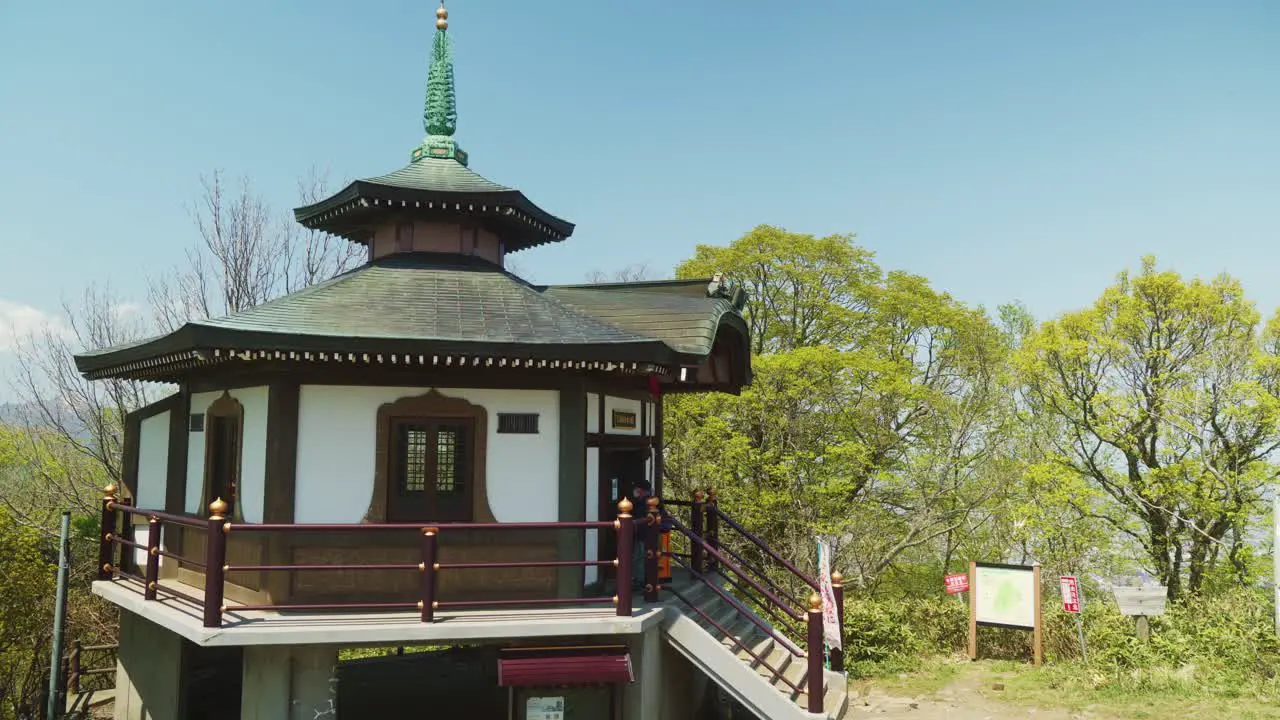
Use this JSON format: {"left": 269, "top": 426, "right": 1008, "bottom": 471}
{"left": 661, "top": 580, "right": 850, "bottom": 720}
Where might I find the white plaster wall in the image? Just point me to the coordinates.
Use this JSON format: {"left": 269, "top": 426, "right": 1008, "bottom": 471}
{"left": 585, "top": 447, "right": 600, "bottom": 585}
{"left": 136, "top": 411, "right": 170, "bottom": 511}
{"left": 604, "top": 396, "right": 644, "bottom": 436}
{"left": 646, "top": 401, "right": 656, "bottom": 435}
{"left": 294, "top": 386, "right": 560, "bottom": 524}
{"left": 586, "top": 393, "right": 600, "bottom": 433}
{"left": 185, "top": 387, "right": 269, "bottom": 522}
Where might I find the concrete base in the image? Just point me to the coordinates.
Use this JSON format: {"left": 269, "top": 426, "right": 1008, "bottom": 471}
{"left": 94, "top": 579, "right": 661, "bottom": 647}
{"left": 114, "top": 611, "right": 183, "bottom": 720}
{"left": 241, "top": 645, "right": 338, "bottom": 720}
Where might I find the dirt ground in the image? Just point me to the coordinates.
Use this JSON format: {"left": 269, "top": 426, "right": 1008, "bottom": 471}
{"left": 848, "top": 661, "right": 1279, "bottom": 720}
{"left": 851, "top": 669, "right": 1085, "bottom": 720}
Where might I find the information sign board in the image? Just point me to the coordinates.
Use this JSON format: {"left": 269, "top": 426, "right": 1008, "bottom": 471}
{"left": 973, "top": 563, "right": 1036, "bottom": 629}
{"left": 1112, "top": 587, "right": 1167, "bottom": 617}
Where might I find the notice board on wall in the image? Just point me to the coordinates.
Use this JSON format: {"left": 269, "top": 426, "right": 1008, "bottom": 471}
{"left": 526, "top": 696, "right": 565, "bottom": 720}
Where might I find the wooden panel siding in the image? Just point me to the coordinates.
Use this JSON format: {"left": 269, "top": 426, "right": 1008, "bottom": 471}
{"left": 166, "top": 526, "right": 564, "bottom": 607}
{"left": 289, "top": 532, "right": 560, "bottom": 604}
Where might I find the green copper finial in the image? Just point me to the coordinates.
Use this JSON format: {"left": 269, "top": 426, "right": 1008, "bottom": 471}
{"left": 412, "top": 1, "right": 468, "bottom": 166}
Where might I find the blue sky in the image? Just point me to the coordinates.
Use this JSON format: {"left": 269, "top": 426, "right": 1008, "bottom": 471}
{"left": 0, "top": 1, "right": 1278, "bottom": 373}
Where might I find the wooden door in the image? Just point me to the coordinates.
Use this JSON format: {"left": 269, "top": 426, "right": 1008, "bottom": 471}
{"left": 597, "top": 448, "right": 647, "bottom": 583}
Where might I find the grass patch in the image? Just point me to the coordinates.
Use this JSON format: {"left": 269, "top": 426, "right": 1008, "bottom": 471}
{"left": 857, "top": 656, "right": 1280, "bottom": 719}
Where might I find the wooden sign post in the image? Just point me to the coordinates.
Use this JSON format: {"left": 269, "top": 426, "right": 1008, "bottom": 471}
{"left": 967, "top": 561, "right": 1043, "bottom": 665}
{"left": 1112, "top": 586, "right": 1167, "bottom": 641}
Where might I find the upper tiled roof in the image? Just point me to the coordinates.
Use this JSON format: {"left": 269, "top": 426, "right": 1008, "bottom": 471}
{"left": 292, "top": 159, "right": 574, "bottom": 253}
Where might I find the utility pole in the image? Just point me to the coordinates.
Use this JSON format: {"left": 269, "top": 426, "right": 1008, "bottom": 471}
{"left": 46, "top": 511, "right": 71, "bottom": 720}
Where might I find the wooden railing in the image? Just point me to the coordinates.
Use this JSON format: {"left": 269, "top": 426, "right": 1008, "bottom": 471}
{"left": 67, "top": 641, "right": 117, "bottom": 696}
{"left": 662, "top": 490, "right": 845, "bottom": 715}
{"left": 96, "top": 484, "right": 839, "bottom": 713}
{"left": 97, "top": 485, "right": 654, "bottom": 629}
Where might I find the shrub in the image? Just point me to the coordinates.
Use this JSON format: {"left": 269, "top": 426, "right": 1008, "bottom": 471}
{"left": 843, "top": 585, "right": 1280, "bottom": 697}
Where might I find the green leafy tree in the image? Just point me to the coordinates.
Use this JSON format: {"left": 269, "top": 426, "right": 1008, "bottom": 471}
{"left": 0, "top": 507, "right": 55, "bottom": 718}
{"left": 666, "top": 226, "right": 1015, "bottom": 592}
{"left": 1016, "top": 257, "right": 1280, "bottom": 598}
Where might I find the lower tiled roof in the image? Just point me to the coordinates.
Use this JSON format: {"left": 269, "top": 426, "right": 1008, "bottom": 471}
{"left": 73, "top": 253, "right": 749, "bottom": 383}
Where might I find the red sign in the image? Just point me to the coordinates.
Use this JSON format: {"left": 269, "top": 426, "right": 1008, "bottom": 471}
{"left": 1060, "top": 575, "right": 1081, "bottom": 613}
{"left": 944, "top": 573, "right": 969, "bottom": 594}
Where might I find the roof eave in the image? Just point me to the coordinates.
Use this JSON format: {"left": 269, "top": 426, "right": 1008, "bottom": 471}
{"left": 293, "top": 182, "right": 575, "bottom": 251}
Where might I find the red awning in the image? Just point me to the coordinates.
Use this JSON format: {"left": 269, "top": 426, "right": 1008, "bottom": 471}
{"left": 498, "top": 653, "right": 634, "bottom": 687}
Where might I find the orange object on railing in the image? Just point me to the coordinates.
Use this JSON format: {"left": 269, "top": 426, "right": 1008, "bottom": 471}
{"left": 659, "top": 529, "right": 672, "bottom": 582}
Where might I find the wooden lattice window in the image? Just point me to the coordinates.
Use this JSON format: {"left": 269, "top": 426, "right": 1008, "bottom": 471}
{"left": 387, "top": 418, "right": 473, "bottom": 522}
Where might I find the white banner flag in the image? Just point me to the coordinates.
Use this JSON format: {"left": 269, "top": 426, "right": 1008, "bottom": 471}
{"left": 817, "top": 538, "right": 842, "bottom": 650}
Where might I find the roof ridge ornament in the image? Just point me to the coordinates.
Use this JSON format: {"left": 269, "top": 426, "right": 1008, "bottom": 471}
{"left": 412, "top": 1, "right": 468, "bottom": 166}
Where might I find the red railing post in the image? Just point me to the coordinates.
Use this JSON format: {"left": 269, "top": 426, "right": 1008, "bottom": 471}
{"left": 644, "top": 497, "right": 661, "bottom": 602}
{"left": 203, "top": 498, "right": 229, "bottom": 628}
{"left": 705, "top": 488, "right": 720, "bottom": 573}
{"left": 144, "top": 516, "right": 161, "bottom": 601}
{"left": 690, "top": 490, "right": 705, "bottom": 573}
{"left": 98, "top": 484, "right": 118, "bottom": 580}
{"left": 615, "top": 498, "right": 634, "bottom": 616}
{"left": 420, "top": 527, "right": 439, "bottom": 622}
{"left": 831, "top": 570, "right": 845, "bottom": 674}
{"left": 807, "top": 592, "right": 824, "bottom": 714}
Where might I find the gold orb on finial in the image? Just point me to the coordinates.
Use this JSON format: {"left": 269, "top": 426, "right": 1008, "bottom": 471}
{"left": 209, "top": 497, "right": 229, "bottom": 519}
{"left": 436, "top": 2, "right": 448, "bottom": 29}
{"left": 647, "top": 496, "right": 660, "bottom": 512}
{"left": 103, "top": 483, "right": 118, "bottom": 499}
{"left": 618, "top": 498, "right": 634, "bottom": 515}
{"left": 832, "top": 570, "right": 844, "bottom": 586}
{"left": 808, "top": 592, "right": 823, "bottom": 611}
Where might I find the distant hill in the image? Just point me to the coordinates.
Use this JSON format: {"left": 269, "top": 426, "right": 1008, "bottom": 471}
{"left": 0, "top": 402, "right": 30, "bottom": 424}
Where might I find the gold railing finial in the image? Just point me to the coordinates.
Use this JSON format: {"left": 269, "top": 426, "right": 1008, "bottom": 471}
{"left": 209, "top": 497, "right": 229, "bottom": 520}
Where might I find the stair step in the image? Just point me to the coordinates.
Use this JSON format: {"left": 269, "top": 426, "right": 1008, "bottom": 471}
{"left": 740, "top": 635, "right": 787, "bottom": 674}
{"left": 791, "top": 677, "right": 847, "bottom": 718}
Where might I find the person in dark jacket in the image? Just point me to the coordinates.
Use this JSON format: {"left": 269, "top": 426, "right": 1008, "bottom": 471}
{"left": 630, "top": 480, "right": 652, "bottom": 591}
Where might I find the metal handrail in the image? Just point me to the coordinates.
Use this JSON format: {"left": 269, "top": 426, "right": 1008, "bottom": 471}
{"left": 667, "top": 551, "right": 805, "bottom": 658}
{"left": 717, "top": 539, "right": 806, "bottom": 610}
{"left": 97, "top": 487, "right": 646, "bottom": 629}
{"left": 710, "top": 505, "right": 820, "bottom": 591}
{"left": 238, "top": 520, "right": 613, "bottom": 532}
{"left": 665, "top": 515, "right": 804, "bottom": 621}
{"left": 107, "top": 503, "right": 205, "bottom": 528}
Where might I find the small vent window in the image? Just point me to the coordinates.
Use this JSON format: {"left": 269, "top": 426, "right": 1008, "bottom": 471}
{"left": 497, "top": 413, "right": 540, "bottom": 434}
{"left": 189, "top": 414, "right": 205, "bottom": 432}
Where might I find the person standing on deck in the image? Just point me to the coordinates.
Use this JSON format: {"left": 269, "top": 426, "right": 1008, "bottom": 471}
{"left": 630, "top": 480, "right": 652, "bottom": 591}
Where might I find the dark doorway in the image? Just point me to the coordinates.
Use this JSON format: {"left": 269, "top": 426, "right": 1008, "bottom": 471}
{"left": 338, "top": 646, "right": 506, "bottom": 719}
{"left": 182, "top": 644, "right": 243, "bottom": 720}
{"left": 598, "top": 448, "right": 647, "bottom": 584}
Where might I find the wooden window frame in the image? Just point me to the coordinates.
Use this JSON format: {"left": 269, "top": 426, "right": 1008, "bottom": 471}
{"left": 201, "top": 392, "right": 244, "bottom": 521}
{"left": 366, "top": 389, "right": 495, "bottom": 523}
{"left": 386, "top": 418, "right": 474, "bottom": 523}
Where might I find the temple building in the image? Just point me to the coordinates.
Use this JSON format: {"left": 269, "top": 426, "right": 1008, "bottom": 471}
{"left": 77, "top": 5, "right": 851, "bottom": 719}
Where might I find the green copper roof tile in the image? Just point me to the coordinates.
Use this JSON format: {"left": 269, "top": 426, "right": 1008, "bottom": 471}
{"left": 72, "top": 254, "right": 749, "bottom": 381}
{"left": 363, "top": 158, "right": 513, "bottom": 195}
